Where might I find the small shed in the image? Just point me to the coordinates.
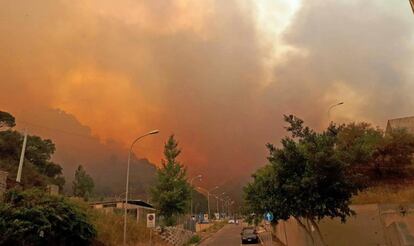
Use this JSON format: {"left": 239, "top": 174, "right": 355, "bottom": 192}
{"left": 89, "top": 199, "right": 155, "bottom": 223}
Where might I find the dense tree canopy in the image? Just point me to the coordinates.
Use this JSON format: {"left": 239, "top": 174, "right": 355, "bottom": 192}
{"left": 244, "top": 115, "right": 414, "bottom": 245}
{"left": 0, "top": 189, "right": 96, "bottom": 246}
{"left": 0, "top": 111, "right": 15, "bottom": 129}
{"left": 150, "top": 135, "right": 191, "bottom": 226}
{"left": 72, "top": 165, "right": 95, "bottom": 201}
{"left": 336, "top": 122, "right": 414, "bottom": 183}
{"left": 244, "top": 115, "right": 362, "bottom": 245}
{"left": 0, "top": 111, "right": 65, "bottom": 189}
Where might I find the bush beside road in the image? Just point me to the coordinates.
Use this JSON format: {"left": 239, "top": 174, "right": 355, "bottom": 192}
{"left": 196, "top": 220, "right": 228, "bottom": 244}
{"left": 352, "top": 183, "right": 414, "bottom": 204}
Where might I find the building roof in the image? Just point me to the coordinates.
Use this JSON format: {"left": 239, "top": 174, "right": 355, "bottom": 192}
{"left": 386, "top": 116, "right": 414, "bottom": 135}
{"left": 89, "top": 199, "right": 155, "bottom": 210}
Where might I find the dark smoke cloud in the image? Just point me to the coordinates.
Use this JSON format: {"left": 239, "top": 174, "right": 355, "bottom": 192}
{"left": 266, "top": 0, "right": 414, "bottom": 128}
{"left": 1, "top": 0, "right": 413, "bottom": 194}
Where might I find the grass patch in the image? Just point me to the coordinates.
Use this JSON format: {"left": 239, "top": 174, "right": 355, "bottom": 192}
{"left": 88, "top": 209, "right": 152, "bottom": 246}
{"left": 352, "top": 184, "right": 414, "bottom": 204}
{"left": 201, "top": 220, "right": 227, "bottom": 233}
{"left": 185, "top": 235, "right": 201, "bottom": 245}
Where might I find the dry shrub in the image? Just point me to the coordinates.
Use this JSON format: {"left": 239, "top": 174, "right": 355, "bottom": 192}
{"left": 352, "top": 184, "right": 414, "bottom": 204}
{"left": 89, "top": 210, "right": 152, "bottom": 246}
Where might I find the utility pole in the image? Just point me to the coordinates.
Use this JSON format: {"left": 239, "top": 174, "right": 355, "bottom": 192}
{"left": 16, "top": 129, "right": 28, "bottom": 183}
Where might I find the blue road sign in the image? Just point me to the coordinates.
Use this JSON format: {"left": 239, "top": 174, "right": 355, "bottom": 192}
{"left": 264, "top": 212, "right": 274, "bottom": 222}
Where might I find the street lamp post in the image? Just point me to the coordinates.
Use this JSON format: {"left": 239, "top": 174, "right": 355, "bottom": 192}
{"left": 215, "top": 192, "right": 226, "bottom": 219}
{"left": 229, "top": 200, "right": 235, "bottom": 217}
{"left": 123, "top": 129, "right": 159, "bottom": 246}
{"left": 207, "top": 186, "right": 219, "bottom": 220}
{"left": 190, "top": 174, "right": 202, "bottom": 217}
{"left": 223, "top": 197, "right": 232, "bottom": 218}
{"left": 197, "top": 186, "right": 219, "bottom": 221}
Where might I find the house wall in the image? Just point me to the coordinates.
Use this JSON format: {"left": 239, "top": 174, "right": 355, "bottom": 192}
{"left": 275, "top": 204, "right": 414, "bottom": 246}
{"left": 387, "top": 117, "right": 414, "bottom": 135}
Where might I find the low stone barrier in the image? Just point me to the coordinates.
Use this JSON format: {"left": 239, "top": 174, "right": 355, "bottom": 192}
{"left": 156, "top": 226, "right": 194, "bottom": 246}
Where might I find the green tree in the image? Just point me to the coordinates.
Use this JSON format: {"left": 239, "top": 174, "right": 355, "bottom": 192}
{"left": 372, "top": 128, "right": 414, "bottom": 178}
{"left": 0, "top": 112, "right": 65, "bottom": 189}
{"left": 0, "top": 111, "right": 15, "bottom": 129}
{"left": 335, "top": 122, "right": 383, "bottom": 186}
{"left": 244, "top": 115, "right": 360, "bottom": 245}
{"left": 0, "top": 188, "right": 96, "bottom": 246}
{"left": 336, "top": 123, "right": 414, "bottom": 182}
{"left": 73, "top": 165, "right": 95, "bottom": 200}
{"left": 150, "top": 135, "right": 191, "bottom": 226}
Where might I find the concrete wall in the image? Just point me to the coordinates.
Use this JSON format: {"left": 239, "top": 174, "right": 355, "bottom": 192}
{"left": 275, "top": 218, "right": 309, "bottom": 246}
{"left": 380, "top": 204, "right": 414, "bottom": 246}
{"left": 386, "top": 116, "right": 414, "bottom": 135}
{"left": 275, "top": 204, "right": 414, "bottom": 246}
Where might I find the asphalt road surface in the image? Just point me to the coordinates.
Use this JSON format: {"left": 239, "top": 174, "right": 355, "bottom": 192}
{"left": 199, "top": 223, "right": 261, "bottom": 246}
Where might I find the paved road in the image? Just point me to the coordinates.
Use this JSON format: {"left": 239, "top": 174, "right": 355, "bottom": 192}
{"left": 200, "top": 223, "right": 261, "bottom": 246}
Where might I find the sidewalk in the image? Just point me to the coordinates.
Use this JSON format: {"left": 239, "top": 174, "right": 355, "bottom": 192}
{"left": 258, "top": 224, "right": 284, "bottom": 246}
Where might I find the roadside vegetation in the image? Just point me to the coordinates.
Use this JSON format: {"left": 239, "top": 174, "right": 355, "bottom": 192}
{"left": 0, "top": 189, "right": 96, "bottom": 246}
{"left": 0, "top": 112, "right": 200, "bottom": 245}
{"left": 195, "top": 220, "right": 227, "bottom": 245}
{"left": 185, "top": 235, "right": 201, "bottom": 245}
{"left": 243, "top": 115, "right": 414, "bottom": 246}
{"left": 0, "top": 111, "right": 65, "bottom": 190}
{"left": 201, "top": 220, "right": 227, "bottom": 233}
{"left": 89, "top": 209, "right": 152, "bottom": 246}
{"left": 73, "top": 165, "right": 95, "bottom": 201}
{"left": 352, "top": 183, "right": 414, "bottom": 204}
{"left": 150, "top": 135, "right": 192, "bottom": 226}
{"left": 0, "top": 111, "right": 161, "bottom": 246}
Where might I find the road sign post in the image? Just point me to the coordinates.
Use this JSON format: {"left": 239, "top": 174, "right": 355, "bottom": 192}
{"left": 147, "top": 213, "right": 156, "bottom": 228}
{"left": 264, "top": 212, "right": 274, "bottom": 222}
{"left": 147, "top": 213, "right": 155, "bottom": 246}
{"left": 264, "top": 212, "right": 274, "bottom": 245}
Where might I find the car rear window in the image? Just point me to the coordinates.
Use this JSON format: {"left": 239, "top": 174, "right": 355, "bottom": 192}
{"left": 243, "top": 229, "right": 255, "bottom": 234}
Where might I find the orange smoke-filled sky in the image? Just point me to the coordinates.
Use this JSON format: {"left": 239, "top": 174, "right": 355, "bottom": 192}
{"left": 1, "top": 0, "right": 414, "bottom": 184}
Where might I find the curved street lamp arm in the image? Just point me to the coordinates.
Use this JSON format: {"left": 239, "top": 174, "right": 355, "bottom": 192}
{"left": 123, "top": 129, "right": 159, "bottom": 246}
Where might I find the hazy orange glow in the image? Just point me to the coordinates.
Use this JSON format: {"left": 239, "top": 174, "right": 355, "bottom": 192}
{"left": 1, "top": 0, "right": 414, "bottom": 186}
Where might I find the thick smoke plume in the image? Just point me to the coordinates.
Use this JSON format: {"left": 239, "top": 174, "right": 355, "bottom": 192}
{"left": 1, "top": 0, "right": 413, "bottom": 191}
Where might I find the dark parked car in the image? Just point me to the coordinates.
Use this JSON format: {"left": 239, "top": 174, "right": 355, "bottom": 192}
{"left": 240, "top": 227, "right": 259, "bottom": 244}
